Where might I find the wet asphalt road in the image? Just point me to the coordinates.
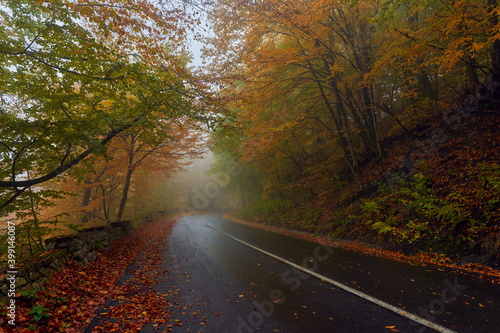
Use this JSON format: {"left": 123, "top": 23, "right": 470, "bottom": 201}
{"left": 144, "top": 214, "right": 500, "bottom": 333}
{"left": 88, "top": 214, "right": 500, "bottom": 332}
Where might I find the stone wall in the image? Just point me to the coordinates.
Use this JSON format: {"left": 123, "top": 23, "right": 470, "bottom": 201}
{"left": 0, "top": 221, "right": 132, "bottom": 307}
{"left": 44, "top": 220, "right": 132, "bottom": 264}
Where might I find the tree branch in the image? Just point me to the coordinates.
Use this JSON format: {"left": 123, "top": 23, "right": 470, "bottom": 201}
{"left": 0, "top": 187, "right": 29, "bottom": 210}
{"left": 12, "top": 124, "right": 53, "bottom": 183}
{"left": 394, "top": 28, "right": 445, "bottom": 51}
{"left": 76, "top": 3, "right": 140, "bottom": 10}
{"left": 25, "top": 51, "right": 126, "bottom": 81}
{"left": 60, "top": 144, "right": 72, "bottom": 166}
{"left": 0, "top": 120, "right": 140, "bottom": 189}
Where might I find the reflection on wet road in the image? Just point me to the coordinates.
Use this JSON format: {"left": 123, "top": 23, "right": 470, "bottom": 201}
{"left": 153, "top": 214, "right": 500, "bottom": 332}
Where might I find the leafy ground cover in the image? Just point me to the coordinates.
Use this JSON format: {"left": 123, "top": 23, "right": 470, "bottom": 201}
{"left": 0, "top": 216, "right": 178, "bottom": 332}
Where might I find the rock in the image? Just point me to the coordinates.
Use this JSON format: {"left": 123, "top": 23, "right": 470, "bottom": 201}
{"left": 1, "top": 222, "right": 132, "bottom": 306}
{"left": 50, "top": 259, "right": 61, "bottom": 270}
{"left": 16, "top": 277, "right": 28, "bottom": 288}
{"left": 0, "top": 280, "right": 9, "bottom": 295}
{"left": 39, "top": 267, "right": 55, "bottom": 278}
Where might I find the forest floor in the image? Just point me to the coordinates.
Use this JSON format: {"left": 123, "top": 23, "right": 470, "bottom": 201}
{"left": 0, "top": 216, "right": 179, "bottom": 333}
{"left": 1, "top": 209, "right": 498, "bottom": 332}
{"left": 339, "top": 107, "right": 500, "bottom": 264}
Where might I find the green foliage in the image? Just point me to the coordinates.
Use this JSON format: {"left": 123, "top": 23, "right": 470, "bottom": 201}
{"left": 29, "top": 305, "right": 50, "bottom": 322}
{"left": 371, "top": 221, "right": 395, "bottom": 235}
{"left": 478, "top": 163, "right": 500, "bottom": 187}
{"left": 476, "top": 163, "right": 500, "bottom": 212}
{"left": 398, "top": 220, "right": 430, "bottom": 244}
{"left": 0, "top": 0, "right": 210, "bottom": 215}
{"left": 2, "top": 187, "right": 68, "bottom": 266}
{"left": 49, "top": 295, "right": 67, "bottom": 305}
{"left": 20, "top": 288, "right": 40, "bottom": 300}
{"left": 0, "top": 188, "right": 68, "bottom": 267}
{"left": 302, "top": 206, "right": 323, "bottom": 227}
{"left": 362, "top": 173, "right": 479, "bottom": 245}
{"left": 1, "top": 221, "right": 46, "bottom": 269}
{"left": 402, "top": 173, "right": 468, "bottom": 231}
{"left": 240, "top": 196, "right": 292, "bottom": 224}
{"left": 65, "top": 223, "right": 85, "bottom": 233}
{"left": 360, "top": 199, "right": 381, "bottom": 213}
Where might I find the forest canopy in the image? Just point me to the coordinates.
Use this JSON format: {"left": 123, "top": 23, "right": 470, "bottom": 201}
{"left": 206, "top": 0, "right": 500, "bottom": 192}
{"left": 0, "top": 0, "right": 212, "bottom": 213}
{"left": 0, "top": 0, "right": 215, "bottom": 261}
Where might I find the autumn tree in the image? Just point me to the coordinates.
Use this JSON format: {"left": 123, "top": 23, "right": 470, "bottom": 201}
{"left": 206, "top": 0, "right": 500, "bottom": 224}
{"left": 207, "top": 0, "right": 384, "bottom": 192}
{"left": 0, "top": 0, "right": 212, "bottom": 215}
{"left": 376, "top": 0, "right": 500, "bottom": 100}
{"left": 76, "top": 120, "right": 205, "bottom": 222}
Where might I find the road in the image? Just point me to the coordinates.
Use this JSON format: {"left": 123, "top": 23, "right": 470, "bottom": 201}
{"left": 91, "top": 214, "right": 500, "bottom": 332}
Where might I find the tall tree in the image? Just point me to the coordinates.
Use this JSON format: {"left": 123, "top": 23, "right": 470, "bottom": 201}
{"left": 208, "top": 0, "right": 383, "bottom": 188}
{"left": 0, "top": 0, "right": 212, "bottom": 213}
{"left": 113, "top": 122, "right": 204, "bottom": 221}
{"left": 206, "top": 0, "right": 500, "bottom": 220}
{"left": 69, "top": 120, "right": 205, "bottom": 222}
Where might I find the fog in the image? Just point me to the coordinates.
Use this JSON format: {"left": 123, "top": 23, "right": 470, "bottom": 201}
{"left": 167, "top": 151, "right": 245, "bottom": 213}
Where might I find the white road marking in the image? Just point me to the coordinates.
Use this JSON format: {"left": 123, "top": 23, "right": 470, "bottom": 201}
{"left": 202, "top": 216, "right": 456, "bottom": 333}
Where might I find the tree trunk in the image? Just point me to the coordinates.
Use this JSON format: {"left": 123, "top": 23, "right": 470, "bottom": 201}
{"left": 116, "top": 168, "right": 133, "bottom": 221}
{"left": 305, "top": 57, "right": 363, "bottom": 189}
{"left": 492, "top": 39, "right": 500, "bottom": 82}
{"left": 116, "top": 134, "right": 137, "bottom": 221}
{"left": 241, "top": 188, "right": 246, "bottom": 208}
{"left": 100, "top": 184, "right": 110, "bottom": 221}
{"left": 489, "top": 0, "right": 500, "bottom": 82}
{"left": 417, "top": 74, "right": 438, "bottom": 100}
{"left": 338, "top": 99, "right": 362, "bottom": 189}
{"left": 80, "top": 178, "right": 92, "bottom": 223}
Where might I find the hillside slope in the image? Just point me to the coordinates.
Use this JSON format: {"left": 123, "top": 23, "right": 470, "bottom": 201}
{"left": 239, "top": 83, "right": 500, "bottom": 269}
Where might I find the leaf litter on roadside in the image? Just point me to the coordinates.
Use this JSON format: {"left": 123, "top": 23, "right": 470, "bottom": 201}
{"left": 0, "top": 217, "right": 178, "bottom": 333}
